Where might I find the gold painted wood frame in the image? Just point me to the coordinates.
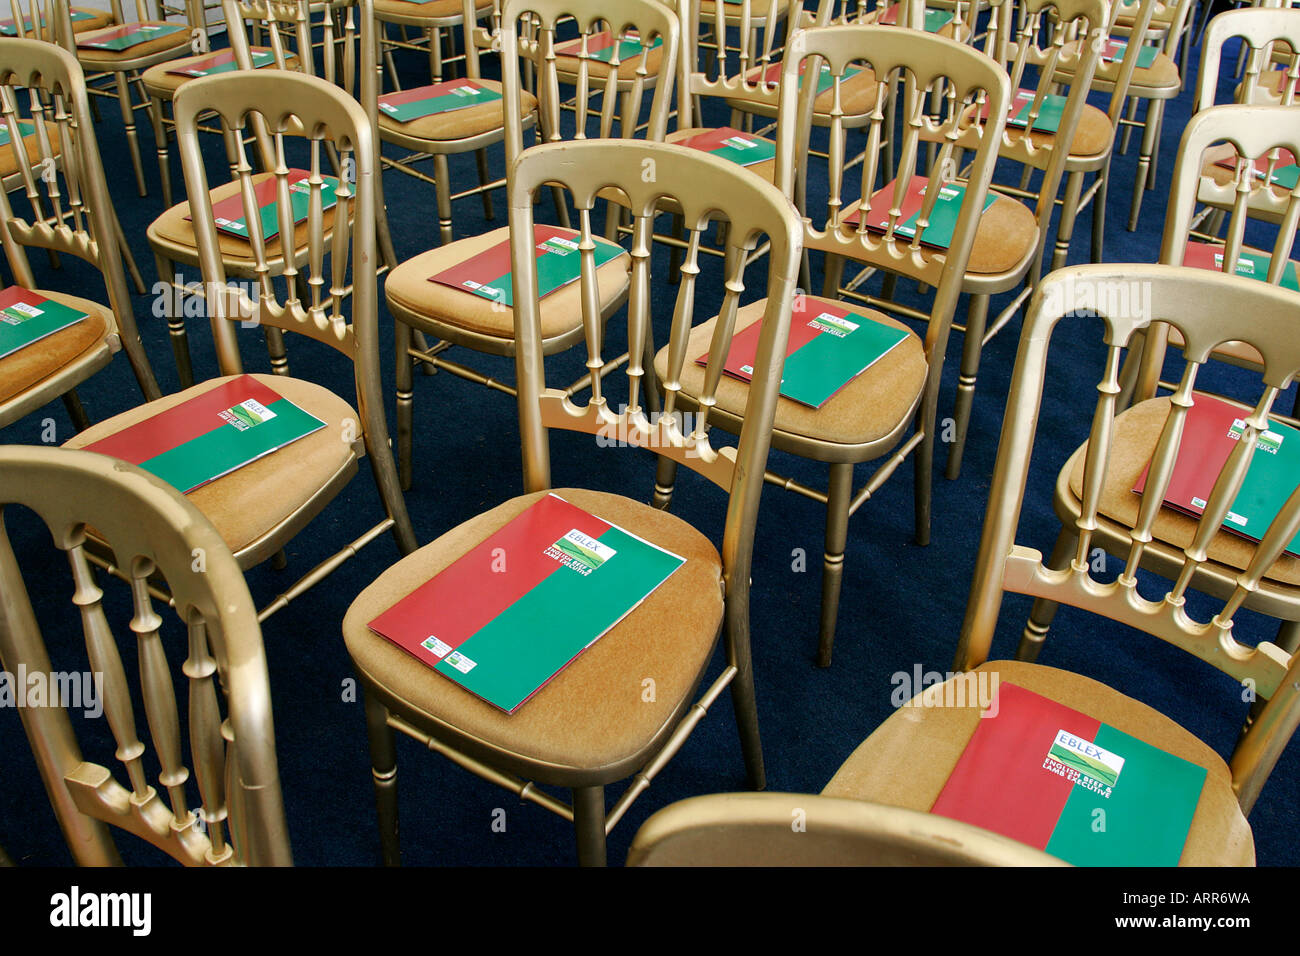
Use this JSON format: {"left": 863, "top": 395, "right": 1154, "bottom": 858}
{"left": 343, "top": 137, "right": 802, "bottom": 866}
{"left": 0, "top": 445, "right": 291, "bottom": 866}
{"left": 0, "top": 38, "right": 162, "bottom": 430}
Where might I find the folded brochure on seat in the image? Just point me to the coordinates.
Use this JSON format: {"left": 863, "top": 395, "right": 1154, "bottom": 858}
{"left": 697, "top": 297, "right": 909, "bottom": 408}
{"left": 76, "top": 22, "right": 185, "bottom": 50}
{"left": 428, "top": 224, "right": 625, "bottom": 307}
{"left": 168, "top": 49, "right": 276, "bottom": 77}
{"left": 752, "top": 59, "right": 862, "bottom": 95}
{"left": 931, "top": 681, "right": 1206, "bottom": 865}
{"left": 0, "top": 287, "right": 90, "bottom": 360}
{"left": 187, "top": 170, "right": 340, "bottom": 241}
{"left": 1182, "top": 240, "right": 1299, "bottom": 292}
{"left": 81, "top": 374, "right": 327, "bottom": 494}
{"left": 1212, "top": 149, "right": 1300, "bottom": 191}
{"left": 378, "top": 78, "right": 503, "bottom": 122}
{"left": 876, "top": 4, "right": 954, "bottom": 32}
{"left": 367, "top": 493, "right": 686, "bottom": 714}
{"left": 554, "top": 30, "right": 663, "bottom": 62}
{"left": 675, "top": 126, "right": 776, "bottom": 168}
{"left": 844, "top": 175, "right": 995, "bottom": 251}
{"left": 976, "top": 87, "right": 1068, "bottom": 135}
{"left": 1133, "top": 392, "right": 1300, "bottom": 558}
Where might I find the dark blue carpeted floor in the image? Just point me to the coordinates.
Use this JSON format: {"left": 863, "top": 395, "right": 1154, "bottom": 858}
{"left": 1, "top": 9, "right": 1297, "bottom": 867}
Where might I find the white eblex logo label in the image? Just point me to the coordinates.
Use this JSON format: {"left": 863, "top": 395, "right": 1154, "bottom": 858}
{"left": 545, "top": 529, "right": 615, "bottom": 576}
{"left": 1042, "top": 729, "right": 1124, "bottom": 798}
{"left": 219, "top": 398, "right": 276, "bottom": 431}
{"left": 809, "top": 312, "right": 859, "bottom": 338}
{"left": 421, "top": 636, "right": 452, "bottom": 658}
{"left": 0, "top": 300, "right": 42, "bottom": 324}
{"left": 1228, "top": 417, "right": 1282, "bottom": 454}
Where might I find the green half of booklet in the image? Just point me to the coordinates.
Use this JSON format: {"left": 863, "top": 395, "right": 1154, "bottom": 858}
{"left": 208, "top": 172, "right": 340, "bottom": 242}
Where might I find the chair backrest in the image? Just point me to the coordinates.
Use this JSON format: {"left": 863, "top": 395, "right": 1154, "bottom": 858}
{"left": 627, "top": 792, "right": 1073, "bottom": 864}
{"left": 1196, "top": 6, "right": 1300, "bottom": 108}
{"left": 0, "top": 37, "right": 160, "bottom": 406}
{"left": 1069, "top": 0, "right": 1158, "bottom": 131}
{"left": 501, "top": 0, "right": 678, "bottom": 161}
{"left": 0, "top": 0, "right": 70, "bottom": 42}
{"left": 0, "top": 445, "right": 291, "bottom": 865}
{"left": 509, "top": 137, "right": 801, "bottom": 653}
{"left": 957, "top": 262, "right": 1300, "bottom": 814}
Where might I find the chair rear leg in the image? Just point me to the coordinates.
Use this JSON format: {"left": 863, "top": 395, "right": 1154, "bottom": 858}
{"left": 114, "top": 71, "right": 148, "bottom": 196}
{"left": 572, "top": 785, "right": 607, "bottom": 867}
{"left": 946, "top": 292, "right": 989, "bottom": 481}
{"left": 817, "top": 462, "right": 854, "bottom": 667}
{"left": 155, "top": 251, "right": 195, "bottom": 388}
{"left": 652, "top": 454, "right": 678, "bottom": 510}
{"left": 396, "top": 319, "right": 415, "bottom": 490}
{"left": 363, "top": 690, "right": 402, "bottom": 866}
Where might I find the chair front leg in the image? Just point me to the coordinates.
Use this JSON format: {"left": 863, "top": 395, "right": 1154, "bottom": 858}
{"left": 817, "top": 462, "right": 854, "bottom": 668}
{"left": 572, "top": 785, "right": 607, "bottom": 867}
{"left": 363, "top": 689, "right": 402, "bottom": 866}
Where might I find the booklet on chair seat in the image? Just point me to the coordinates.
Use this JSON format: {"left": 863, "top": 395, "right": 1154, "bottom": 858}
{"left": 696, "top": 297, "right": 909, "bottom": 409}
{"left": 367, "top": 493, "right": 686, "bottom": 714}
{"left": 1182, "top": 241, "right": 1300, "bottom": 292}
{"left": 844, "top": 175, "right": 995, "bottom": 251}
{"left": 554, "top": 30, "right": 663, "bottom": 62}
{"left": 931, "top": 682, "right": 1206, "bottom": 865}
{"left": 1098, "top": 39, "right": 1159, "bottom": 69}
{"left": 0, "top": 9, "right": 94, "bottom": 34}
{"left": 427, "top": 224, "right": 625, "bottom": 307}
{"left": 876, "top": 4, "right": 954, "bottom": 32}
{"left": 167, "top": 49, "right": 277, "bottom": 77}
{"left": 753, "top": 59, "right": 862, "bottom": 95}
{"left": 1133, "top": 392, "right": 1300, "bottom": 558}
{"left": 675, "top": 127, "right": 777, "bottom": 168}
{"left": 80, "top": 374, "right": 327, "bottom": 494}
{"left": 378, "top": 79, "right": 504, "bottom": 122}
{"left": 1212, "top": 149, "right": 1300, "bottom": 191}
{"left": 0, "top": 287, "right": 90, "bottom": 360}
{"left": 188, "top": 170, "right": 341, "bottom": 241}
{"left": 76, "top": 22, "right": 185, "bottom": 50}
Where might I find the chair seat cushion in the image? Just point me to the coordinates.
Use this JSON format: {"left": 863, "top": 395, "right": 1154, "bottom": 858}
{"left": 664, "top": 127, "right": 777, "bottom": 185}
{"left": 0, "top": 123, "right": 62, "bottom": 179}
{"left": 0, "top": 291, "right": 111, "bottom": 406}
{"left": 71, "top": 7, "right": 115, "bottom": 32}
{"left": 148, "top": 171, "right": 341, "bottom": 266}
{"left": 1004, "top": 101, "right": 1114, "bottom": 160}
{"left": 726, "top": 60, "right": 881, "bottom": 118}
{"left": 141, "top": 49, "right": 297, "bottom": 98}
{"left": 64, "top": 373, "right": 359, "bottom": 557}
{"left": 836, "top": 188, "right": 1039, "bottom": 277}
{"left": 821, "top": 659, "right": 1255, "bottom": 865}
{"left": 653, "top": 294, "right": 927, "bottom": 453}
{"left": 378, "top": 78, "right": 536, "bottom": 142}
{"left": 1064, "top": 395, "right": 1300, "bottom": 586}
{"left": 1055, "top": 42, "right": 1181, "bottom": 95}
{"left": 76, "top": 22, "right": 192, "bottom": 66}
{"left": 342, "top": 488, "right": 725, "bottom": 780}
{"left": 383, "top": 225, "right": 630, "bottom": 345}
{"left": 553, "top": 38, "right": 668, "bottom": 82}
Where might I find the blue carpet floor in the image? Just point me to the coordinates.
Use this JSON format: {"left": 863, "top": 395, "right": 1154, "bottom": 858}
{"left": 1, "top": 10, "right": 1297, "bottom": 867}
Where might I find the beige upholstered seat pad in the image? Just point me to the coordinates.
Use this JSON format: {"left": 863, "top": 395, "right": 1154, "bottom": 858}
{"left": 65, "top": 373, "right": 358, "bottom": 556}
{"left": 141, "top": 50, "right": 299, "bottom": 97}
{"left": 342, "top": 488, "right": 725, "bottom": 777}
{"left": 1056, "top": 41, "right": 1181, "bottom": 93}
{"left": 664, "top": 127, "right": 777, "bottom": 185}
{"left": 383, "top": 225, "right": 630, "bottom": 342}
{"left": 71, "top": 8, "right": 115, "bottom": 32}
{"left": 148, "top": 171, "right": 342, "bottom": 265}
{"left": 1064, "top": 395, "right": 1300, "bottom": 586}
{"left": 75, "top": 23, "right": 192, "bottom": 66}
{"left": 378, "top": 79, "right": 536, "bottom": 142}
{"left": 375, "top": 0, "right": 493, "bottom": 19}
{"left": 728, "top": 61, "right": 881, "bottom": 117}
{"left": 698, "top": 0, "right": 791, "bottom": 20}
{"left": 0, "top": 128, "right": 61, "bottom": 179}
{"left": 553, "top": 40, "right": 667, "bottom": 82}
{"left": 821, "top": 660, "right": 1255, "bottom": 865}
{"left": 835, "top": 188, "right": 1038, "bottom": 276}
{"left": 1004, "top": 102, "right": 1113, "bottom": 160}
{"left": 0, "top": 292, "right": 110, "bottom": 405}
{"left": 654, "top": 294, "right": 927, "bottom": 450}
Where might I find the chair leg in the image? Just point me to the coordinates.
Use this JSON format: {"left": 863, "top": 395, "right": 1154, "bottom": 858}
{"left": 155, "top": 251, "right": 195, "bottom": 388}
{"left": 1275, "top": 619, "right": 1300, "bottom": 655}
{"left": 1119, "top": 95, "right": 1138, "bottom": 155}
{"left": 1127, "top": 100, "right": 1163, "bottom": 231}
{"left": 363, "top": 690, "right": 401, "bottom": 866}
{"left": 652, "top": 454, "right": 678, "bottom": 510}
{"left": 572, "top": 785, "right": 607, "bottom": 867}
{"left": 1016, "top": 526, "right": 1075, "bottom": 661}
{"left": 433, "top": 154, "right": 454, "bottom": 246}
{"left": 727, "top": 603, "right": 766, "bottom": 790}
{"left": 396, "top": 319, "right": 415, "bottom": 491}
{"left": 817, "top": 462, "right": 854, "bottom": 668}
{"left": 149, "top": 94, "right": 172, "bottom": 209}
{"left": 1051, "top": 170, "right": 1085, "bottom": 273}
{"left": 1090, "top": 161, "right": 1109, "bottom": 264}
{"left": 914, "top": 409, "right": 934, "bottom": 548}
{"left": 822, "top": 252, "right": 845, "bottom": 298}
{"left": 475, "top": 148, "right": 494, "bottom": 221}
{"left": 62, "top": 388, "right": 91, "bottom": 432}
{"left": 946, "top": 293, "right": 989, "bottom": 481}
{"left": 113, "top": 71, "right": 148, "bottom": 196}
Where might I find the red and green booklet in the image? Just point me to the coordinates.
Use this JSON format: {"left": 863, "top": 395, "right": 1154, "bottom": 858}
{"left": 0, "top": 9, "right": 94, "bottom": 35}
{"left": 676, "top": 127, "right": 776, "bottom": 168}
{"left": 845, "top": 175, "right": 995, "bottom": 250}
{"left": 753, "top": 58, "right": 862, "bottom": 95}
{"left": 555, "top": 30, "right": 663, "bottom": 62}
{"left": 378, "top": 79, "right": 503, "bottom": 123}
{"left": 428, "top": 224, "right": 625, "bottom": 307}
{"left": 1182, "top": 241, "right": 1300, "bottom": 292}
{"left": 1213, "top": 149, "right": 1300, "bottom": 191}
{"left": 0, "top": 287, "right": 89, "bottom": 360}
{"left": 81, "top": 374, "right": 326, "bottom": 494}
{"left": 1133, "top": 392, "right": 1300, "bottom": 558}
{"left": 976, "top": 88, "right": 1067, "bottom": 134}
{"left": 76, "top": 22, "right": 185, "bottom": 50}
{"left": 167, "top": 49, "right": 276, "bottom": 77}
{"left": 367, "top": 493, "right": 686, "bottom": 713}
{"left": 877, "top": 4, "right": 954, "bottom": 32}
{"left": 1100, "top": 39, "right": 1159, "bottom": 69}
{"left": 195, "top": 170, "right": 340, "bottom": 241}
{"left": 698, "top": 297, "right": 909, "bottom": 408}
{"left": 931, "top": 682, "right": 1206, "bottom": 865}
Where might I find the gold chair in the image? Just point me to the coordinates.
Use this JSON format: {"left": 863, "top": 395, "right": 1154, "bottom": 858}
{"left": 66, "top": 0, "right": 193, "bottom": 197}
{"left": 627, "top": 792, "right": 1070, "bottom": 864}
{"left": 66, "top": 68, "right": 417, "bottom": 620}
{"left": 820, "top": 263, "right": 1300, "bottom": 864}
{"left": 656, "top": 25, "right": 1011, "bottom": 666}
{"left": 387, "top": 0, "right": 678, "bottom": 489}
{"left": 0, "top": 39, "right": 160, "bottom": 432}
{"left": 342, "top": 137, "right": 803, "bottom": 866}
{"left": 376, "top": 0, "right": 536, "bottom": 248}
{"left": 938, "top": 0, "right": 1110, "bottom": 480}
{"left": 0, "top": 445, "right": 291, "bottom": 865}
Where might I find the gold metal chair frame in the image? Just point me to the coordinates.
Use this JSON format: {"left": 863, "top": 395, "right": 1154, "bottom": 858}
{"left": 0, "top": 445, "right": 291, "bottom": 866}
